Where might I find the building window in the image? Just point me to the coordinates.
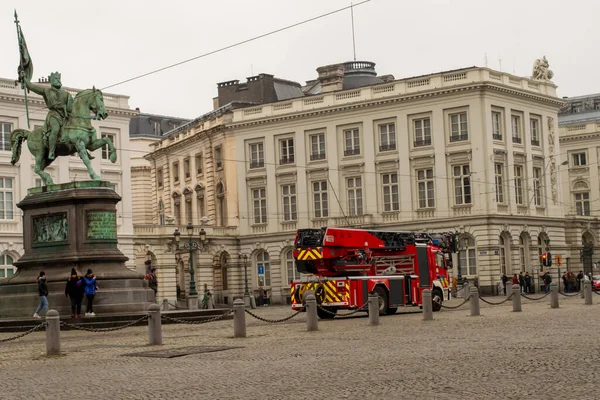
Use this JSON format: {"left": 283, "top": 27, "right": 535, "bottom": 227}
{"left": 195, "top": 154, "right": 203, "bottom": 175}
{"left": 417, "top": 168, "right": 435, "bottom": 208}
{"left": 572, "top": 152, "right": 587, "bottom": 166}
{"left": 285, "top": 250, "right": 298, "bottom": 283}
{"left": 154, "top": 121, "right": 162, "bottom": 135}
{"left": 379, "top": 123, "right": 396, "bottom": 151}
{"left": 158, "top": 200, "right": 165, "bottom": 225}
{"left": 183, "top": 158, "right": 191, "bottom": 179}
{"left": 309, "top": 133, "right": 326, "bottom": 160}
{"left": 252, "top": 188, "right": 267, "bottom": 224}
{"left": 514, "top": 165, "right": 524, "bottom": 205}
{"left": 157, "top": 168, "right": 163, "bottom": 188}
{"left": 172, "top": 162, "right": 180, "bottom": 183}
{"left": 0, "top": 123, "right": 11, "bottom": 151}
{"left": 595, "top": 100, "right": 600, "bottom": 110}
{"left": 575, "top": 192, "right": 590, "bottom": 216}
{"left": 214, "top": 147, "right": 223, "bottom": 169}
{"left": 453, "top": 165, "right": 471, "bottom": 205}
{"left": 256, "top": 250, "right": 270, "bottom": 287}
{"left": 495, "top": 163, "right": 504, "bottom": 203}
{"left": 196, "top": 189, "right": 205, "bottom": 220}
{"left": 518, "top": 234, "right": 529, "bottom": 273}
{"left": 499, "top": 235, "right": 507, "bottom": 275}
{"left": 280, "top": 138, "right": 295, "bottom": 165}
{"left": 101, "top": 133, "right": 115, "bottom": 160}
{"left": 533, "top": 167, "right": 543, "bottom": 207}
{"left": 492, "top": 111, "right": 502, "bottom": 140}
{"left": 347, "top": 177, "right": 363, "bottom": 216}
{"left": 0, "top": 254, "right": 15, "bottom": 278}
{"left": 343, "top": 128, "right": 360, "bottom": 156}
{"left": 216, "top": 182, "right": 226, "bottom": 226}
{"left": 381, "top": 173, "right": 399, "bottom": 212}
{"left": 449, "top": 112, "right": 468, "bottom": 142}
{"left": 530, "top": 118, "right": 540, "bottom": 146}
{"left": 281, "top": 184, "right": 297, "bottom": 221}
{"left": 249, "top": 143, "right": 264, "bottom": 169}
{"left": 0, "top": 178, "right": 14, "bottom": 220}
{"left": 185, "top": 193, "right": 192, "bottom": 224}
{"left": 458, "top": 236, "right": 477, "bottom": 276}
{"left": 413, "top": 118, "right": 431, "bottom": 147}
{"left": 511, "top": 115, "right": 522, "bottom": 144}
{"left": 312, "top": 181, "right": 328, "bottom": 218}
{"left": 173, "top": 195, "right": 181, "bottom": 225}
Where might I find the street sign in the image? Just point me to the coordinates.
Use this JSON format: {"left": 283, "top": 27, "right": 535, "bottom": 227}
{"left": 258, "top": 265, "right": 264, "bottom": 275}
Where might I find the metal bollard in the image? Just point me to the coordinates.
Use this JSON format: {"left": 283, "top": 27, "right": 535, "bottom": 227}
{"left": 584, "top": 280, "right": 593, "bottom": 305}
{"left": 469, "top": 286, "right": 480, "bottom": 316}
{"left": 550, "top": 282, "right": 559, "bottom": 309}
{"left": 148, "top": 303, "right": 163, "bottom": 345}
{"left": 462, "top": 282, "right": 469, "bottom": 299}
{"left": 305, "top": 293, "right": 318, "bottom": 332}
{"left": 422, "top": 289, "right": 433, "bottom": 321}
{"left": 368, "top": 293, "right": 380, "bottom": 326}
{"left": 45, "top": 309, "right": 61, "bottom": 356}
{"left": 162, "top": 298, "right": 169, "bottom": 312}
{"left": 512, "top": 284, "right": 522, "bottom": 312}
{"left": 233, "top": 299, "right": 246, "bottom": 338}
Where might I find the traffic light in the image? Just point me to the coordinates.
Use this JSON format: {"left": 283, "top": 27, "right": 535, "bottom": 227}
{"left": 541, "top": 253, "right": 553, "bottom": 267}
{"left": 541, "top": 253, "right": 547, "bottom": 266}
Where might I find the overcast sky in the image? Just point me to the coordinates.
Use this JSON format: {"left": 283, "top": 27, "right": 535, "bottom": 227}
{"left": 1, "top": 0, "right": 598, "bottom": 119}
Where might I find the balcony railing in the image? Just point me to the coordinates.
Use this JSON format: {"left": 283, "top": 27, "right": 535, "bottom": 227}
{"left": 449, "top": 134, "right": 468, "bottom": 142}
{"left": 379, "top": 143, "right": 397, "bottom": 152}
{"left": 343, "top": 148, "right": 361, "bottom": 156}
{"left": 492, "top": 133, "right": 503, "bottom": 141}
{"left": 280, "top": 156, "right": 295, "bottom": 165}
{"left": 310, "top": 152, "right": 326, "bottom": 161}
{"left": 531, "top": 139, "right": 540, "bottom": 146}
{"left": 249, "top": 161, "right": 264, "bottom": 169}
{"left": 512, "top": 136, "right": 522, "bottom": 144}
{"left": 414, "top": 138, "right": 432, "bottom": 147}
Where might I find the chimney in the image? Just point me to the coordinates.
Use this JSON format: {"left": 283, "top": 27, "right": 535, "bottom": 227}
{"left": 317, "top": 63, "right": 345, "bottom": 93}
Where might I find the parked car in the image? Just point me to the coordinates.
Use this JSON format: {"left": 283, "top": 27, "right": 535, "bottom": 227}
{"left": 592, "top": 276, "right": 600, "bottom": 291}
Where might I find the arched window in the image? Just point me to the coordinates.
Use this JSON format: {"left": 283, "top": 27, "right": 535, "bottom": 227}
{"left": 458, "top": 236, "right": 477, "bottom": 276}
{"left": 0, "top": 254, "right": 14, "bottom": 278}
{"left": 573, "top": 181, "right": 590, "bottom": 216}
{"left": 216, "top": 182, "right": 227, "bottom": 226}
{"left": 582, "top": 231, "right": 595, "bottom": 246}
{"left": 499, "top": 235, "right": 509, "bottom": 275}
{"left": 285, "top": 250, "right": 297, "bottom": 283}
{"left": 256, "top": 250, "right": 270, "bottom": 287}
{"left": 158, "top": 200, "right": 165, "bottom": 225}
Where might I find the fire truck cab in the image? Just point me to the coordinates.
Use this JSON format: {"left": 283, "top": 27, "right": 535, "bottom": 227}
{"left": 290, "top": 227, "right": 456, "bottom": 319}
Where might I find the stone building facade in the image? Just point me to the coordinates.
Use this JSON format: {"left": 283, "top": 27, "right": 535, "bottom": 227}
{"left": 136, "top": 62, "right": 568, "bottom": 303}
{"left": 0, "top": 76, "right": 137, "bottom": 277}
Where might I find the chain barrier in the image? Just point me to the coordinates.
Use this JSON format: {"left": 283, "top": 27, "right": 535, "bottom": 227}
{"left": 316, "top": 302, "right": 369, "bottom": 318}
{"left": 60, "top": 315, "right": 148, "bottom": 333}
{"left": 521, "top": 292, "right": 551, "bottom": 301}
{"left": 558, "top": 290, "right": 583, "bottom": 297}
{"left": 440, "top": 296, "right": 471, "bottom": 310}
{"left": 0, "top": 322, "right": 46, "bottom": 343}
{"left": 161, "top": 310, "right": 233, "bottom": 325}
{"left": 479, "top": 292, "right": 514, "bottom": 306}
{"left": 244, "top": 308, "right": 304, "bottom": 323}
{"left": 593, "top": 289, "right": 600, "bottom": 296}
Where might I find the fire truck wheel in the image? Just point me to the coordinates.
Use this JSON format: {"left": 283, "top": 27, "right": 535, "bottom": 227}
{"left": 317, "top": 306, "right": 337, "bottom": 319}
{"left": 373, "top": 286, "right": 388, "bottom": 316}
{"left": 386, "top": 307, "right": 398, "bottom": 315}
{"left": 431, "top": 289, "right": 443, "bottom": 312}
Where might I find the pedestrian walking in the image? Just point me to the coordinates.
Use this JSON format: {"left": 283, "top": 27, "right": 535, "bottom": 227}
{"left": 518, "top": 272, "right": 525, "bottom": 293}
{"left": 33, "top": 271, "right": 49, "bottom": 318}
{"left": 64, "top": 268, "right": 84, "bottom": 318}
{"left": 524, "top": 272, "right": 532, "bottom": 294}
{"left": 84, "top": 269, "right": 97, "bottom": 317}
{"left": 577, "top": 271, "right": 584, "bottom": 292}
{"left": 501, "top": 274, "right": 509, "bottom": 295}
{"left": 148, "top": 268, "right": 158, "bottom": 302}
{"left": 512, "top": 274, "right": 519, "bottom": 286}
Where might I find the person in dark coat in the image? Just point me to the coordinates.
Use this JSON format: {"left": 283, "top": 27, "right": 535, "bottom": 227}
{"left": 33, "top": 271, "right": 49, "bottom": 318}
{"left": 65, "top": 268, "right": 84, "bottom": 318}
{"left": 501, "top": 274, "right": 509, "bottom": 295}
{"left": 148, "top": 268, "right": 158, "bottom": 302}
{"left": 84, "top": 269, "right": 97, "bottom": 317}
{"left": 518, "top": 273, "right": 525, "bottom": 293}
{"left": 524, "top": 272, "right": 532, "bottom": 293}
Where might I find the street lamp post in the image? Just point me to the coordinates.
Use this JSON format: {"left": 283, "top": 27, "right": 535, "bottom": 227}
{"left": 239, "top": 253, "right": 254, "bottom": 308}
{"left": 172, "top": 224, "right": 208, "bottom": 309}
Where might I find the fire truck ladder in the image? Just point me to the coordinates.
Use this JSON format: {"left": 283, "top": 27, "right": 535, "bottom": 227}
{"left": 367, "top": 230, "right": 415, "bottom": 250}
{"left": 372, "top": 254, "right": 415, "bottom": 276}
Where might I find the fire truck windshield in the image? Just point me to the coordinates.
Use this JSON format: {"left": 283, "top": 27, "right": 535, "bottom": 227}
{"left": 295, "top": 229, "right": 325, "bottom": 248}
{"left": 436, "top": 252, "right": 445, "bottom": 269}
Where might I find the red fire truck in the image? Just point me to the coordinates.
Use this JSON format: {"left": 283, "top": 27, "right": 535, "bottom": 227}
{"left": 290, "top": 227, "right": 456, "bottom": 319}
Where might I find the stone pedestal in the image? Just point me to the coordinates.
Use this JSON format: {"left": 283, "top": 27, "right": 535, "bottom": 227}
{"left": 0, "top": 181, "right": 152, "bottom": 317}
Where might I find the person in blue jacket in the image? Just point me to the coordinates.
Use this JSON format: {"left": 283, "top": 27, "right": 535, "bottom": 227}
{"left": 84, "top": 269, "right": 97, "bottom": 317}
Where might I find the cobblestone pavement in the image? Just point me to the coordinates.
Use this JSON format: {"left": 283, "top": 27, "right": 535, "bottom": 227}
{"left": 1, "top": 295, "right": 599, "bottom": 399}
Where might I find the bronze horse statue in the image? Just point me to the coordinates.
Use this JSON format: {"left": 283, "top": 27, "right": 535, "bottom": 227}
{"left": 10, "top": 87, "right": 116, "bottom": 185}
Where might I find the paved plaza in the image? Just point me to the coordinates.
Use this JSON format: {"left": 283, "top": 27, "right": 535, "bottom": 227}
{"left": 1, "top": 295, "right": 599, "bottom": 399}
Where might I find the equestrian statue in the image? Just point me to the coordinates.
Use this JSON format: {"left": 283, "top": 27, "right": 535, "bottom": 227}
{"left": 10, "top": 11, "right": 116, "bottom": 186}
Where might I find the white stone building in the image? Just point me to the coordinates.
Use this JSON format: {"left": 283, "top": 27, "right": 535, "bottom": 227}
{"left": 0, "top": 76, "right": 137, "bottom": 276}
{"left": 137, "top": 61, "right": 568, "bottom": 303}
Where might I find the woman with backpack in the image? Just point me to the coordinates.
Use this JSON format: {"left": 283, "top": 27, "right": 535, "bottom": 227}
{"left": 84, "top": 269, "right": 97, "bottom": 317}
{"left": 65, "top": 268, "right": 84, "bottom": 318}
